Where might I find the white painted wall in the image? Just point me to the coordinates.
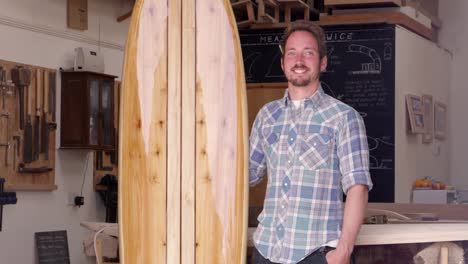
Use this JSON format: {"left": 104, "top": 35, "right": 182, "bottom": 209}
{"left": 0, "top": 0, "right": 130, "bottom": 263}
{"left": 438, "top": 1, "right": 468, "bottom": 190}
{"left": 395, "top": 26, "right": 451, "bottom": 202}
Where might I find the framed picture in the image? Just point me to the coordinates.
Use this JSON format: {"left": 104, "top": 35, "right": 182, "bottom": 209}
{"left": 421, "top": 94, "right": 433, "bottom": 143}
{"left": 434, "top": 101, "right": 447, "bottom": 140}
{"left": 406, "top": 94, "right": 425, "bottom": 133}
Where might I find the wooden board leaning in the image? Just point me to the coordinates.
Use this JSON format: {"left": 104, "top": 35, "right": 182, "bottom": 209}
{"left": 118, "top": 0, "right": 249, "bottom": 263}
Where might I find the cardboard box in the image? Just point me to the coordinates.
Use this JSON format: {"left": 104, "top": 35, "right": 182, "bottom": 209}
{"left": 412, "top": 189, "right": 447, "bottom": 204}
{"left": 67, "top": 0, "right": 88, "bottom": 30}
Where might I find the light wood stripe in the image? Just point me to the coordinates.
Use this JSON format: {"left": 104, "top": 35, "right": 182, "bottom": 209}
{"left": 181, "top": 0, "right": 196, "bottom": 263}
{"left": 167, "top": 0, "right": 182, "bottom": 263}
{"left": 195, "top": 0, "right": 248, "bottom": 263}
{"left": 118, "top": 0, "right": 168, "bottom": 263}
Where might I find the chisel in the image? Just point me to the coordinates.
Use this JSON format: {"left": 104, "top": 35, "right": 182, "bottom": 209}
{"left": 11, "top": 67, "right": 31, "bottom": 130}
{"left": 33, "top": 69, "right": 42, "bottom": 161}
{"left": 41, "top": 71, "right": 49, "bottom": 154}
{"left": 23, "top": 76, "right": 33, "bottom": 164}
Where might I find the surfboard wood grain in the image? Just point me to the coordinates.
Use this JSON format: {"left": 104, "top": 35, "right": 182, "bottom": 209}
{"left": 118, "top": 0, "right": 168, "bottom": 263}
{"left": 119, "top": 0, "right": 248, "bottom": 263}
{"left": 195, "top": 0, "right": 249, "bottom": 263}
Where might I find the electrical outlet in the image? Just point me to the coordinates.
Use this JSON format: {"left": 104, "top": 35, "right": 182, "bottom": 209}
{"left": 74, "top": 196, "right": 84, "bottom": 207}
{"left": 67, "top": 192, "right": 78, "bottom": 205}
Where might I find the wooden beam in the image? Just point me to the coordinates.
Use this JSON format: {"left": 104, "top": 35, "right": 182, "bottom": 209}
{"left": 324, "top": 0, "right": 403, "bottom": 7}
{"left": 319, "top": 12, "right": 434, "bottom": 40}
{"left": 232, "top": 0, "right": 257, "bottom": 28}
{"left": 117, "top": 9, "right": 133, "bottom": 22}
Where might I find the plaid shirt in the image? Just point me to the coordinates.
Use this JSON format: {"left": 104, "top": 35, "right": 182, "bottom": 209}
{"left": 249, "top": 86, "right": 373, "bottom": 263}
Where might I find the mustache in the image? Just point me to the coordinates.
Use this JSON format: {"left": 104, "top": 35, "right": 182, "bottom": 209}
{"left": 291, "top": 65, "right": 309, "bottom": 71}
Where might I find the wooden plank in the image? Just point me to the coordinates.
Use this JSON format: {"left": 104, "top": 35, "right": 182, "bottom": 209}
{"left": 167, "top": 0, "right": 182, "bottom": 262}
{"left": 249, "top": 223, "right": 468, "bottom": 247}
{"left": 404, "top": 0, "right": 442, "bottom": 28}
{"left": 246, "top": 82, "right": 288, "bottom": 89}
{"left": 181, "top": 0, "right": 196, "bottom": 262}
{"left": 324, "top": 0, "right": 403, "bottom": 7}
{"left": 319, "top": 12, "right": 434, "bottom": 40}
{"left": 232, "top": 0, "right": 256, "bottom": 27}
{"left": 257, "top": 0, "right": 279, "bottom": 23}
{"left": 5, "top": 183, "right": 57, "bottom": 191}
{"left": 118, "top": 0, "right": 168, "bottom": 262}
{"left": 368, "top": 203, "right": 468, "bottom": 221}
{"left": 195, "top": 0, "right": 249, "bottom": 263}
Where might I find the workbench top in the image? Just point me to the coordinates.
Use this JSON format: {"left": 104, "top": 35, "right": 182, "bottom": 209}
{"left": 248, "top": 223, "right": 468, "bottom": 247}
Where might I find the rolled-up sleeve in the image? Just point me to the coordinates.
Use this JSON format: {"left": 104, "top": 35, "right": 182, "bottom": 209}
{"left": 337, "top": 109, "right": 373, "bottom": 194}
{"left": 249, "top": 110, "right": 266, "bottom": 186}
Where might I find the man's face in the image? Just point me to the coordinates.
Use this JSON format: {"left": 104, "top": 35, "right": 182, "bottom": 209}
{"left": 281, "top": 30, "right": 327, "bottom": 89}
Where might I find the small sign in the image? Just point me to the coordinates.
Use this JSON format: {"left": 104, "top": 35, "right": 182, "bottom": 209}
{"left": 35, "top": 230, "right": 70, "bottom": 264}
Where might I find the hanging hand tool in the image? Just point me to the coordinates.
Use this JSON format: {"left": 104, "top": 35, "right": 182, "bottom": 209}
{"left": 33, "top": 69, "right": 42, "bottom": 161}
{"left": 11, "top": 67, "right": 31, "bottom": 130}
{"left": 12, "top": 142, "right": 16, "bottom": 170}
{"left": 23, "top": 76, "right": 33, "bottom": 164}
{"left": 0, "top": 67, "right": 5, "bottom": 109}
{"left": 12, "top": 136, "right": 20, "bottom": 157}
{"left": 0, "top": 112, "right": 10, "bottom": 167}
{"left": 44, "top": 122, "right": 57, "bottom": 160}
{"left": 96, "top": 151, "right": 113, "bottom": 171}
{"left": 48, "top": 72, "right": 56, "bottom": 122}
{"left": 0, "top": 68, "right": 15, "bottom": 110}
{"left": 41, "top": 71, "right": 49, "bottom": 154}
{"left": 17, "top": 163, "right": 52, "bottom": 173}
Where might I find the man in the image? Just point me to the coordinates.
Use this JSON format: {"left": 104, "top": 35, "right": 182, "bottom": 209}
{"left": 249, "top": 20, "right": 373, "bottom": 264}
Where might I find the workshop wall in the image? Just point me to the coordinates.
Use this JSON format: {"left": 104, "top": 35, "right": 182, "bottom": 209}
{"left": 0, "top": 0, "right": 130, "bottom": 263}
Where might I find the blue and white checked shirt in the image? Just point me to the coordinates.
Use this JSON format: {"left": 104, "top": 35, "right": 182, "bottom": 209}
{"left": 249, "top": 86, "right": 373, "bottom": 263}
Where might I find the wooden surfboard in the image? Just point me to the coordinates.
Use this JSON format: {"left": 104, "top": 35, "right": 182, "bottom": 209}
{"left": 118, "top": 0, "right": 249, "bottom": 263}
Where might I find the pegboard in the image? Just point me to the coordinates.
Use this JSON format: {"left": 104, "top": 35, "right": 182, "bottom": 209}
{"left": 0, "top": 59, "right": 57, "bottom": 191}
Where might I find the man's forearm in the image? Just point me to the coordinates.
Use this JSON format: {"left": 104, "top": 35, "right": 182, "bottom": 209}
{"left": 337, "top": 184, "right": 368, "bottom": 255}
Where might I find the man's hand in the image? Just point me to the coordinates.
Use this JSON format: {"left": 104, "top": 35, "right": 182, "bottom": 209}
{"left": 325, "top": 248, "right": 351, "bottom": 264}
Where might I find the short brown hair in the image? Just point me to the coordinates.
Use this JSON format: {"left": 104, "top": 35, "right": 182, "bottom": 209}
{"left": 280, "top": 20, "right": 327, "bottom": 59}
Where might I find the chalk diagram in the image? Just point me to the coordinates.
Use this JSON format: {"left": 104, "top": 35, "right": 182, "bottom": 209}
{"left": 367, "top": 136, "right": 394, "bottom": 170}
{"left": 346, "top": 44, "right": 382, "bottom": 75}
{"left": 320, "top": 81, "right": 341, "bottom": 99}
{"left": 265, "top": 51, "right": 285, "bottom": 78}
{"left": 243, "top": 51, "right": 262, "bottom": 81}
{"left": 383, "top": 42, "right": 393, "bottom": 61}
{"left": 323, "top": 46, "right": 336, "bottom": 73}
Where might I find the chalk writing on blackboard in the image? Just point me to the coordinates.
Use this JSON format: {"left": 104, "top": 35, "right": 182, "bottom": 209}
{"left": 35, "top": 230, "right": 70, "bottom": 264}
{"left": 240, "top": 24, "right": 396, "bottom": 202}
{"left": 347, "top": 44, "right": 382, "bottom": 74}
{"left": 368, "top": 136, "right": 394, "bottom": 170}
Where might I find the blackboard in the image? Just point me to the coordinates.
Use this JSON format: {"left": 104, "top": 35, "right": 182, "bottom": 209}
{"left": 240, "top": 24, "right": 395, "bottom": 202}
{"left": 35, "top": 230, "right": 70, "bottom": 264}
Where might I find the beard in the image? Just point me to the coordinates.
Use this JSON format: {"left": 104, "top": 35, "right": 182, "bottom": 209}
{"left": 289, "top": 76, "right": 312, "bottom": 87}
{"left": 285, "top": 65, "right": 314, "bottom": 87}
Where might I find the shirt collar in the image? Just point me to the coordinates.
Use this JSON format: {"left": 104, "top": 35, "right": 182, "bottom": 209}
{"left": 282, "top": 84, "right": 325, "bottom": 110}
